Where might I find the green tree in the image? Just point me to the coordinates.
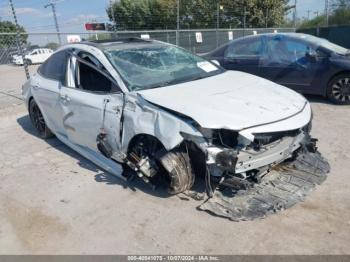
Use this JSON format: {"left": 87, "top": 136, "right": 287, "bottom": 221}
{"left": 45, "top": 42, "right": 59, "bottom": 50}
{"left": 299, "top": 15, "right": 327, "bottom": 29}
{"left": 329, "top": 0, "right": 350, "bottom": 26}
{"left": 107, "top": 0, "right": 291, "bottom": 30}
{"left": 0, "top": 20, "right": 27, "bottom": 47}
{"left": 219, "top": 0, "right": 291, "bottom": 28}
{"left": 299, "top": 0, "right": 350, "bottom": 28}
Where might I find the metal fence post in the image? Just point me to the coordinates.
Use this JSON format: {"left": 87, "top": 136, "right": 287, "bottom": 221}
{"left": 9, "top": 0, "right": 30, "bottom": 80}
{"left": 176, "top": 0, "right": 180, "bottom": 46}
{"left": 216, "top": 1, "right": 219, "bottom": 48}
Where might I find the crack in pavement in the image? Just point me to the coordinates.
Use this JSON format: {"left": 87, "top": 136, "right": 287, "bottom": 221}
{"left": 0, "top": 91, "right": 24, "bottom": 101}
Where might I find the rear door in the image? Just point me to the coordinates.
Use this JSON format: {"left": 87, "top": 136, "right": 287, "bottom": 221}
{"left": 59, "top": 50, "right": 124, "bottom": 154}
{"left": 32, "top": 50, "right": 70, "bottom": 135}
{"left": 221, "top": 36, "right": 264, "bottom": 76}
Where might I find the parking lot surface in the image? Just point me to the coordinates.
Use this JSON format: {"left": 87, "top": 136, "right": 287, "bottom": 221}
{"left": 0, "top": 65, "right": 349, "bottom": 255}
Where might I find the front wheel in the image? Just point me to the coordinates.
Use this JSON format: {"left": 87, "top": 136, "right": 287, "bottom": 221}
{"left": 327, "top": 74, "right": 350, "bottom": 105}
{"left": 127, "top": 136, "right": 195, "bottom": 194}
{"left": 29, "top": 99, "right": 54, "bottom": 139}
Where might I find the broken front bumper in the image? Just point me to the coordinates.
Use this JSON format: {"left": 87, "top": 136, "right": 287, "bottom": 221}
{"left": 207, "top": 131, "right": 307, "bottom": 176}
{"left": 199, "top": 148, "right": 330, "bottom": 221}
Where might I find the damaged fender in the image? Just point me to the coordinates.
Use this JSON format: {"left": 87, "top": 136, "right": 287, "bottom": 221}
{"left": 120, "top": 93, "right": 203, "bottom": 153}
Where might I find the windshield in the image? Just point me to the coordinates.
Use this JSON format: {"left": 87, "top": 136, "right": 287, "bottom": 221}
{"left": 303, "top": 35, "right": 349, "bottom": 55}
{"left": 104, "top": 44, "right": 223, "bottom": 91}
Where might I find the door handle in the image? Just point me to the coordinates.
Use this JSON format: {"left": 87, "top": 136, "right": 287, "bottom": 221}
{"left": 226, "top": 59, "right": 239, "bottom": 64}
{"left": 60, "top": 94, "right": 70, "bottom": 104}
{"left": 32, "top": 85, "right": 39, "bottom": 90}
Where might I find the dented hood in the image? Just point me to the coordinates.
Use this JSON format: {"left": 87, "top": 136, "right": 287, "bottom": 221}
{"left": 137, "top": 71, "right": 308, "bottom": 130}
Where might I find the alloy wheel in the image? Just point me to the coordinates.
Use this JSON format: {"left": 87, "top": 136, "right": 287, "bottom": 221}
{"left": 332, "top": 77, "right": 350, "bottom": 103}
{"left": 30, "top": 102, "right": 46, "bottom": 135}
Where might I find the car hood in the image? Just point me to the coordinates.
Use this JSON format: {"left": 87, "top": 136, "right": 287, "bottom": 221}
{"left": 137, "top": 71, "right": 308, "bottom": 130}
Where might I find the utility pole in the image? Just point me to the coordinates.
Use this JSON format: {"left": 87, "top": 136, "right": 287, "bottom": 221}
{"left": 9, "top": 0, "right": 30, "bottom": 79}
{"left": 307, "top": 9, "right": 311, "bottom": 20}
{"left": 265, "top": 8, "right": 269, "bottom": 28}
{"left": 176, "top": 0, "right": 180, "bottom": 45}
{"left": 110, "top": 0, "right": 115, "bottom": 31}
{"left": 44, "top": 1, "right": 61, "bottom": 45}
{"left": 325, "top": 0, "right": 329, "bottom": 26}
{"left": 293, "top": 0, "right": 297, "bottom": 28}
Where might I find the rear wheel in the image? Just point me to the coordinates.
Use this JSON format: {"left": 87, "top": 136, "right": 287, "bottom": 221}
{"left": 327, "top": 74, "right": 350, "bottom": 105}
{"left": 29, "top": 99, "right": 54, "bottom": 139}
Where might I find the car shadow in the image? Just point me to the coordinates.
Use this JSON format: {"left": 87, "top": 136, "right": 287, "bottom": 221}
{"left": 16, "top": 114, "right": 206, "bottom": 200}
{"left": 304, "top": 94, "right": 335, "bottom": 105}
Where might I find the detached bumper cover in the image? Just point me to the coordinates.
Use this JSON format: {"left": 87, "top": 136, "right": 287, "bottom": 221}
{"left": 199, "top": 150, "right": 330, "bottom": 221}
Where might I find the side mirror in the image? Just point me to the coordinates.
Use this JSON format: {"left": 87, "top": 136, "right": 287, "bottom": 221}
{"left": 305, "top": 51, "right": 317, "bottom": 63}
{"left": 211, "top": 59, "right": 220, "bottom": 66}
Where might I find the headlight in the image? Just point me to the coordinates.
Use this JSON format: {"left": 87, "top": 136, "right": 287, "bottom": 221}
{"left": 198, "top": 128, "right": 239, "bottom": 148}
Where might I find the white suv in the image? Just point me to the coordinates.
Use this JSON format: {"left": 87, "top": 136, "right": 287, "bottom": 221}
{"left": 13, "top": 48, "right": 53, "bottom": 65}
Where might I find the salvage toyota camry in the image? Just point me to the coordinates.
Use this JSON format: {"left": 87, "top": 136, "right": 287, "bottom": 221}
{"left": 22, "top": 38, "right": 330, "bottom": 220}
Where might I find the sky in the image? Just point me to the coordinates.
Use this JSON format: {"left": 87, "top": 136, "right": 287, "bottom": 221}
{"left": 0, "top": 0, "right": 327, "bottom": 44}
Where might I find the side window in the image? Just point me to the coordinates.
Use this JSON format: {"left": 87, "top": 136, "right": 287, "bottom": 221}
{"left": 76, "top": 61, "right": 119, "bottom": 93}
{"left": 266, "top": 37, "right": 315, "bottom": 65}
{"left": 39, "top": 50, "right": 69, "bottom": 83}
{"left": 225, "top": 38, "right": 263, "bottom": 58}
{"left": 72, "top": 51, "right": 120, "bottom": 93}
{"left": 32, "top": 51, "right": 38, "bottom": 55}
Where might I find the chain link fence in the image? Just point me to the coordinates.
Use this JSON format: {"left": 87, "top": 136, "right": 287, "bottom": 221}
{"left": 0, "top": 27, "right": 295, "bottom": 66}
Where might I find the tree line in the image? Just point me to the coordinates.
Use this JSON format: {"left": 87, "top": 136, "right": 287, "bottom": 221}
{"left": 107, "top": 0, "right": 291, "bottom": 30}
{"left": 299, "top": 0, "right": 350, "bottom": 28}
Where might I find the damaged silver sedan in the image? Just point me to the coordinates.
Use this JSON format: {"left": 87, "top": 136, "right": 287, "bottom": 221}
{"left": 22, "top": 38, "right": 330, "bottom": 220}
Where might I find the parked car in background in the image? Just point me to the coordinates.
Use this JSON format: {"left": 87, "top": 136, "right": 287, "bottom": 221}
{"left": 204, "top": 33, "right": 350, "bottom": 104}
{"left": 21, "top": 38, "right": 329, "bottom": 220}
{"left": 12, "top": 48, "right": 53, "bottom": 65}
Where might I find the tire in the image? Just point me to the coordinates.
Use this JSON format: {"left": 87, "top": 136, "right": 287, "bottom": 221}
{"left": 25, "top": 59, "right": 32, "bottom": 65}
{"left": 127, "top": 136, "right": 195, "bottom": 194}
{"left": 28, "top": 99, "right": 54, "bottom": 139}
{"left": 159, "top": 148, "right": 195, "bottom": 195}
{"left": 327, "top": 74, "right": 350, "bottom": 105}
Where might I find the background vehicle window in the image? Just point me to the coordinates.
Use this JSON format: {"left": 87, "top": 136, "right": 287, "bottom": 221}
{"left": 225, "top": 38, "right": 263, "bottom": 58}
{"left": 76, "top": 61, "right": 119, "bottom": 93}
{"left": 267, "top": 37, "right": 315, "bottom": 65}
{"left": 39, "top": 51, "right": 68, "bottom": 83}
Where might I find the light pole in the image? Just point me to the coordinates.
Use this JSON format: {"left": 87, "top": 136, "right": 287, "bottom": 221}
{"left": 265, "top": 8, "right": 269, "bottom": 28}
{"left": 216, "top": 2, "right": 223, "bottom": 47}
{"left": 176, "top": 0, "right": 180, "bottom": 45}
{"left": 44, "top": 1, "right": 61, "bottom": 45}
{"left": 293, "top": 0, "right": 297, "bottom": 28}
{"left": 325, "top": 0, "right": 329, "bottom": 26}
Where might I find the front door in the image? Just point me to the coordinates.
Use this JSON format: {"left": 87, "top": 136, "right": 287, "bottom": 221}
{"left": 60, "top": 53, "right": 124, "bottom": 155}
{"left": 260, "top": 35, "right": 321, "bottom": 92}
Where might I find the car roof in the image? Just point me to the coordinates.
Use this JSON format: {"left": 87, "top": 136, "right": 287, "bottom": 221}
{"left": 238, "top": 32, "right": 319, "bottom": 41}
{"left": 71, "top": 37, "right": 168, "bottom": 51}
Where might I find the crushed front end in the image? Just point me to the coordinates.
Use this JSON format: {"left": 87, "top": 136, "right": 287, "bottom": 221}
{"left": 184, "top": 121, "right": 330, "bottom": 221}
